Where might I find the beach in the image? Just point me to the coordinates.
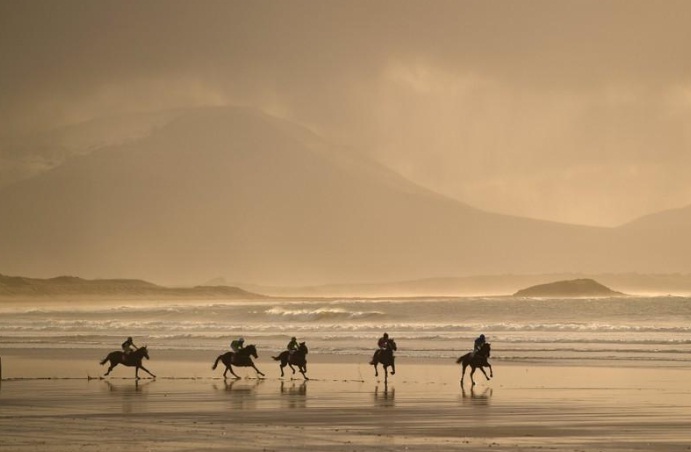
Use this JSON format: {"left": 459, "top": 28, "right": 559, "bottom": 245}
{"left": 2, "top": 347, "right": 691, "bottom": 451}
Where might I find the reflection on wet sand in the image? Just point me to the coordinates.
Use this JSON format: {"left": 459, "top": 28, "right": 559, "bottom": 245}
{"left": 102, "top": 380, "right": 153, "bottom": 414}
{"left": 374, "top": 383, "right": 395, "bottom": 408}
{"left": 280, "top": 380, "right": 307, "bottom": 409}
{"left": 460, "top": 385, "right": 492, "bottom": 407}
{"left": 214, "top": 378, "right": 264, "bottom": 410}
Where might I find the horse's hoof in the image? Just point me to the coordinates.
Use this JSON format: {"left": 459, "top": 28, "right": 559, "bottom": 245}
{"left": 391, "top": 371, "right": 395, "bottom": 375}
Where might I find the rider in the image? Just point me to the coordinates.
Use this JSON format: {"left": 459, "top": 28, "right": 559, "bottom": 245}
{"left": 370, "top": 332, "right": 390, "bottom": 364}
{"left": 230, "top": 337, "right": 245, "bottom": 353}
{"left": 287, "top": 336, "right": 299, "bottom": 355}
{"left": 473, "top": 334, "right": 486, "bottom": 356}
{"left": 121, "top": 336, "right": 138, "bottom": 355}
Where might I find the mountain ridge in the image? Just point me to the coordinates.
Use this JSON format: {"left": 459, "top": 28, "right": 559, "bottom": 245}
{"left": 0, "top": 273, "right": 262, "bottom": 299}
{"left": 1, "top": 106, "right": 690, "bottom": 286}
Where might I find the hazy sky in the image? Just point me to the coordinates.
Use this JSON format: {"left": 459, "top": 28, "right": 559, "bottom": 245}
{"left": 2, "top": 0, "right": 691, "bottom": 226}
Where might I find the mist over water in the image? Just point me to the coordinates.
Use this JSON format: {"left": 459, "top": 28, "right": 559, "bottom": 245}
{"left": 2, "top": 296, "right": 690, "bottom": 364}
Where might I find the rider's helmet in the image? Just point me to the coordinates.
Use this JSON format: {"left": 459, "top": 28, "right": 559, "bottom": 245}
{"left": 239, "top": 337, "right": 245, "bottom": 343}
{"left": 127, "top": 336, "right": 133, "bottom": 341}
{"left": 292, "top": 336, "right": 296, "bottom": 341}
{"left": 479, "top": 334, "right": 485, "bottom": 340}
{"left": 383, "top": 332, "right": 389, "bottom": 339}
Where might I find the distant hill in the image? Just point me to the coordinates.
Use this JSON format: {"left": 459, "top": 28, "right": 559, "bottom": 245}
{"left": 0, "top": 274, "right": 263, "bottom": 299}
{"left": 513, "top": 279, "right": 624, "bottom": 297}
{"left": 1, "top": 106, "right": 691, "bottom": 286}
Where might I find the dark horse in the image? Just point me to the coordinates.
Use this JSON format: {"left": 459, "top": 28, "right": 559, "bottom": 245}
{"left": 272, "top": 342, "right": 309, "bottom": 380}
{"left": 100, "top": 346, "right": 156, "bottom": 379}
{"left": 212, "top": 344, "right": 265, "bottom": 379}
{"left": 456, "top": 342, "right": 492, "bottom": 386}
{"left": 370, "top": 338, "right": 397, "bottom": 380}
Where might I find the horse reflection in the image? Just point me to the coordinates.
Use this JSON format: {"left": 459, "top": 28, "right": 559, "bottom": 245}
{"left": 374, "top": 383, "right": 395, "bottom": 408}
{"left": 214, "top": 378, "right": 264, "bottom": 410}
{"left": 102, "top": 379, "right": 152, "bottom": 393}
{"left": 102, "top": 380, "right": 152, "bottom": 414}
{"left": 460, "top": 385, "right": 493, "bottom": 407}
{"left": 280, "top": 380, "right": 308, "bottom": 409}
{"left": 215, "top": 378, "right": 264, "bottom": 393}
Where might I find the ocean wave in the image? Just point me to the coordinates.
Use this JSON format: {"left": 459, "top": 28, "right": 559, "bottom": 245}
{"left": 263, "top": 306, "right": 385, "bottom": 321}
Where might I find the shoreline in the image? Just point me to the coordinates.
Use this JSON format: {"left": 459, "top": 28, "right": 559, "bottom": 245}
{"left": 2, "top": 348, "right": 691, "bottom": 450}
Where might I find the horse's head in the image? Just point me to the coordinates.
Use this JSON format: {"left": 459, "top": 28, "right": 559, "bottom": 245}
{"left": 245, "top": 344, "right": 258, "bottom": 358}
{"left": 388, "top": 338, "right": 397, "bottom": 351}
{"left": 299, "top": 342, "right": 308, "bottom": 354}
{"left": 139, "top": 346, "right": 150, "bottom": 360}
{"left": 482, "top": 342, "right": 491, "bottom": 357}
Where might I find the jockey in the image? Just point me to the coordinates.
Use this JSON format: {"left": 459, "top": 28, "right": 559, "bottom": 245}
{"left": 378, "top": 332, "right": 390, "bottom": 350}
{"left": 230, "top": 337, "right": 245, "bottom": 353}
{"left": 287, "top": 336, "right": 299, "bottom": 355}
{"left": 370, "top": 332, "right": 390, "bottom": 364}
{"left": 473, "top": 334, "right": 486, "bottom": 355}
{"left": 121, "top": 336, "right": 138, "bottom": 355}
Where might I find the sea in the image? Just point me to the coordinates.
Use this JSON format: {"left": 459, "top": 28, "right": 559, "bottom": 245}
{"left": 1, "top": 296, "right": 691, "bottom": 365}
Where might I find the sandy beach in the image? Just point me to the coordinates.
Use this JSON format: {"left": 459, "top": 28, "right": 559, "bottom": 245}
{"left": 1, "top": 348, "right": 691, "bottom": 451}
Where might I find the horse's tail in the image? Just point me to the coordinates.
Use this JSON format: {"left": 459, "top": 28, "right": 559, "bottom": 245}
{"left": 212, "top": 355, "right": 222, "bottom": 370}
{"left": 272, "top": 356, "right": 281, "bottom": 361}
{"left": 100, "top": 356, "right": 109, "bottom": 365}
{"left": 456, "top": 355, "right": 466, "bottom": 364}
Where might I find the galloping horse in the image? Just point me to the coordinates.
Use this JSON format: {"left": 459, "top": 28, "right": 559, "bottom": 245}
{"left": 272, "top": 342, "right": 309, "bottom": 380}
{"left": 370, "top": 338, "right": 397, "bottom": 380}
{"left": 100, "top": 346, "right": 156, "bottom": 379}
{"left": 212, "top": 344, "right": 265, "bottom": 379}
{"left": 456, "top": 342, "right": 492, "bottom": 386}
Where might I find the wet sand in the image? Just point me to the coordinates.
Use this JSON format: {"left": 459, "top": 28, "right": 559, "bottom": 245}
{"left": 1, "top": 348, "right": 691, "bottom": 451}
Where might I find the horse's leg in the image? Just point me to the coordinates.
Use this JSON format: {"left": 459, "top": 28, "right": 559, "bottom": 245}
{"left": 300, "top": 366, "right": 308, "bottom": 380}
{"left": 470, "top": 366, "right": 477, "bottom": 386}
{"left": 288, "top": 363, "right": 296, "bottom": 377}
{"left": 104, "top": 359, "right": 117, "bottom": 376}
{"left": 251, "top": 363, "right": 265, "bottom": 378}
{"left": 487, "top": 363, "right": 493, "bottom": 378}
{"left": 460, "top": 362, "right": 467, "bottom": 385}
{"left": 138, "top": 364, "right": 156, "bottom": 378}
{"left": 477, "top": 366, "right": 490, "bottom": 381}
{"left": 373, "top": 362, "right": 379, "bottom": 377}
{"left": 227, "top": 365, "right": 241, "bottom": 379}
{"left": 279, "top": 362, "right": 286, "bottom": 378}
{"left": 390, "top": 359, "right": 396, "bottom": 376}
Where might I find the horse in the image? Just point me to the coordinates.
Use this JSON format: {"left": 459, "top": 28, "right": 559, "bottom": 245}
{"left": 370, "top": 338, "right": 397, "bottom": 380}
{"left": 212, "top": 344, "right": 265, "bottom": 379}
{"left": 100, "top": 346, "right": 156, "bottom": 379}
{"left": 456, "top": 342, "right": 492, "bottom": 386}
{"left": 272, "top": 342, "right": 309, "bottom": 380}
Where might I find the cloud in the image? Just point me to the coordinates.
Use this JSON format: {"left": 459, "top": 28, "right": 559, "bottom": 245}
{"left": 2, "top": 0, "right": 691, "bottom": 225}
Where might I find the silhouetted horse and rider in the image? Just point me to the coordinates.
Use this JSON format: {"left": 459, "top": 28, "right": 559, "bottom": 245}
{"left": 212, "top": 344, "right": 265, "bottom": 379}
{"left": 100, "top": 346, "right": 156, "bottom": 379}
{"left": 370, "top": 337, "right": 397, "bottom": 380}
{"left": 456, "top": 342, "right": 492, "bottom": 386}
{"left": 273, "top": 342, "right": 309, "bottom": 380}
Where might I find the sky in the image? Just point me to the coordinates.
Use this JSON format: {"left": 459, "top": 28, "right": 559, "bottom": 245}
{"left": 1, "top": 0, "right": 691, "bottom": 227}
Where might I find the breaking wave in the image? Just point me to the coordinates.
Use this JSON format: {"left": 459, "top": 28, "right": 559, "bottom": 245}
{"left": 263, "top": 306, "right": 385, "bottom": 321}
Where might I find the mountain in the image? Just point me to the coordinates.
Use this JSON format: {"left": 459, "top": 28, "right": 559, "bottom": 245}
{"left": 513, "top": 278, "right": 624, "bottom": 297}
{"left": 239, "top": 273, "right": 691, "bottom": 297}
{"left": 0, "top": 273, "right": 261, "bottom": 298}
{"left": 0, "top": 106, "right": 689, "bottom": 286}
